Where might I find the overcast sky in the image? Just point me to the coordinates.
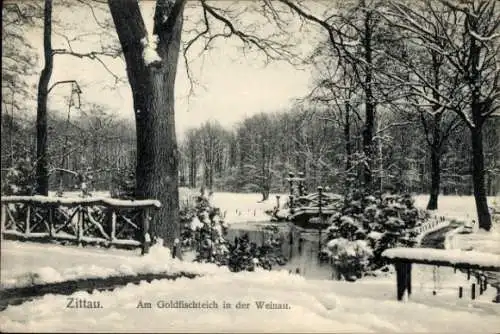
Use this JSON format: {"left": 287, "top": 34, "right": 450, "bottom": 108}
{"left": 18, "top": 1, "right": 321, "bottom": 139}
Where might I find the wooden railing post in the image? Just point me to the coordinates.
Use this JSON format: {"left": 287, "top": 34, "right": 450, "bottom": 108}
{"left": 77, "top": 206, "right": 83, "bottom": 245}
{"left": 407, "top": 262, "right": 412, "bottom": 296}
{"left": 110, "top": 210, "right": 116, "bottom": 242}
{"left": 1, "top": 203, "right": 6, "bottom": 239}
{"left": 25, "top": 205, "right": 31, "bottom": 235}
{"left": 141, "top": 209, "right": 151, "bottom": 255}
{"left": 48, "top": 206, "right": 54, "bottom": 238}
{"left": 395, "top": 261, "right": 412, "bottom": 301}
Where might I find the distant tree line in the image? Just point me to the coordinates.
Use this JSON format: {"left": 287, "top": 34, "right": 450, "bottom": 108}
{"left": 178, "top": 107, "right": 499, "bottom": 201}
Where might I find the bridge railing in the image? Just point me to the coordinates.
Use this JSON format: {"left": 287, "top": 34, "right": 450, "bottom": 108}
{"left": 0, "top": 196, "right": 161, "bottom": 254}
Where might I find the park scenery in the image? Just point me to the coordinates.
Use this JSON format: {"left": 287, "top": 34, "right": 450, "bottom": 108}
{"left": 1, "top": 0, "right": 500, "bottom": 332}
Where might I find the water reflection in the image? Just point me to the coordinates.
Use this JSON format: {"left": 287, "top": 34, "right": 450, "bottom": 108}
{"left": 226, "top": 221, "right": 334, "bottom": 279}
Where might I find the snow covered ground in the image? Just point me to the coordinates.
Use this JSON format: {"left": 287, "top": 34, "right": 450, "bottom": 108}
{"left": 1, "top": 192, "right": 499, "bottom": 332}
{"left": 211, "top": 192, "right": 499, "bottom": 227}
{"left": 0, "top": 241, "right": 226, "bottom": 290}
{"left": 1, "top": 239, "right": 499, "bottom": 332}
{"left": 47, "top": 189, "right": 499, "bottom": 226}
{"left": 413, "top": 195, "right": 499, "bottom": 222}
{"left": 210, "top": 191, "right": 284, "bottom": 224}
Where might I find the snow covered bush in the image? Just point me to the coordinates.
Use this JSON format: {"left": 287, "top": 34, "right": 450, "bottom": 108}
{"left": 324, "top": 238, "right": 373, "bottom": 281}
{"left": 180, "top": 192, "right": 230, "bottom": 264}
{"left": 323, "top": 189, "right": 425, "bottom": 277}
{"left": 180, "top": 192, "right": 287, "bottom": 272}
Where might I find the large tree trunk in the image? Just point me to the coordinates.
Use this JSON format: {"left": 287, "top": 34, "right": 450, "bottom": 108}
{"left": 470, "top": 126, "right": 492, "bottom": 231}
{"left": 467, "top": 12, "right": 492, "bottom": 231}
{"left": 35, "top": 0, "right": 53, "bottom": 196}
{"left": 426, "top": 148, "right": 440, "bottom": 210}
{"left": 108, "top": 0, "right": 186, "bottom": 248}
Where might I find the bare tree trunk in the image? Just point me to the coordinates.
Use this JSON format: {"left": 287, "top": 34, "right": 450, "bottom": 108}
{"left": 470, "top": 126, "right": 491, "bottom": 231}
{"left": 427, "top": 148, "right": 440, "bottom": 210}
{"left": 467, "top": 13, "right": 492, "bottom": 231}
{"left": 108, "top": 0, "right": 186, "bottom": 248}
{"left": 35, "top": 0, "right": 53, "bottom": 195}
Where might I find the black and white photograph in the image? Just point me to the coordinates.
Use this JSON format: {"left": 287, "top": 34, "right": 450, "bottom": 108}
{"left": 1, "top": 0, "right": 499, "bottom": 332}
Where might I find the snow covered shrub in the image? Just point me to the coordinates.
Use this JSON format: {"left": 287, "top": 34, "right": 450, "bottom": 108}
{"left": 180, "top": 192, "right": 287, "bottom": 272}
{"left": 227, "top": 232, "right": 286, "bottom": 272}
{"left": 323, "top": 189, "right": 424, "bottom": 277}
{"left": 324, "top": 238, "right": 373, "bottom": 281}
{"left": 180, "top": 192, "right": 230, "bottom": 264}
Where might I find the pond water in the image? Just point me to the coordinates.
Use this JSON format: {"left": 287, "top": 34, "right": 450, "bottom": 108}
{"left": 226, "top": 221, "right": 334, "bottom": 279}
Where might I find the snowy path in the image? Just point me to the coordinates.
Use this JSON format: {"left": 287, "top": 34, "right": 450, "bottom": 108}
{"left": 1, "top": 268, "right": 499, "bottom": 332}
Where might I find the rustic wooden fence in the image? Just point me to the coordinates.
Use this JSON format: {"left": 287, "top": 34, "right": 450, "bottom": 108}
{"left": 1, "top": 196, "right": 161, "bottom": 254}
{"left": 382, "top": 247, "right": 500, "bottom": 302}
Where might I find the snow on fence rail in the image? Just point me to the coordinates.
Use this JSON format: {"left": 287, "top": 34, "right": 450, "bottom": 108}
{"left": 382, "top": 247, "right": 500, "bottom": 301}
{"left": 0, "top": 196, "right": 161, "bottom": 254}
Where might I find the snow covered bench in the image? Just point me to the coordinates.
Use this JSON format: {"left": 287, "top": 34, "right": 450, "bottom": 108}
{"left": 382, "top": 247, "right": 500, "bottom": 301}
{"left": 1, "top": 195, "right": 161, "bottom": 254}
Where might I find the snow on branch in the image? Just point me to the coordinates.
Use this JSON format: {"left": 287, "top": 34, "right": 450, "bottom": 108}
{"left": 469, "top": 30, "right": 500, "bottom": 42}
